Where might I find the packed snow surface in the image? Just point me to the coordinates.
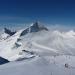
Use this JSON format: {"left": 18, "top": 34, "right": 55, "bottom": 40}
{"left": 0, "top": 56, "right": 75, "bottom": 75}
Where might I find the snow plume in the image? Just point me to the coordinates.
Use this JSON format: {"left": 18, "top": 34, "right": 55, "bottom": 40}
{"left": 0, "top": 22, "right": 75, "bottom": 61}
{"left": 48, "top": 24, "right": 75, "bottom": 32}
{"left": 0, "top": 23, "right": 75, "bottom": 75}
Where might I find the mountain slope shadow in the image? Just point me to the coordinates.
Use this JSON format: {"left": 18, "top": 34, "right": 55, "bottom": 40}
{"left": 0, "top": 57, "right": 9, "bottom": 65}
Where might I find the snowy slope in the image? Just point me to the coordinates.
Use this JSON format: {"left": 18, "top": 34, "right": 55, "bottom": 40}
{"left": 0, "top": 22, "right": 75, "bottom": 61}
{"left": 0, "top": 22, "right": 49, "bottom": 61}
{"left": 0, "top": 22, "right": 75, "bottom": 75}
{"left": 0, "top": 56, "right": 75, "bottom": 75}
{"left": 19, "top": 30, "right": 75, "bottom": 56}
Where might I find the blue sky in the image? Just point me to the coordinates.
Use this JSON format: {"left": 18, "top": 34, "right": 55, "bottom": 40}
{"left": 0, "top": 0, "right": 75, "bottom": 26}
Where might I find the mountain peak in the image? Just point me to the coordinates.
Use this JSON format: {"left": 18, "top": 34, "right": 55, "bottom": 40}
{"left": 30, "top": 21, "right": 39, "bottom": 26}
{"left": 20, "top": 22, "right": 48, "bottom": 36}
{"left": 30, "top": 21, "right": 48, "bottom": 32}
{"left": 4, "top": 28, "right": 16, "bottom": 36}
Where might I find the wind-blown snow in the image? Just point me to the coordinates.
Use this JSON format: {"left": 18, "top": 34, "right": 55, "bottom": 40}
{"left": 0, "top": 24, "right": 75, "bottom": 60}
{"left": 0, "top": 22, "right": 75, "bottom": 75}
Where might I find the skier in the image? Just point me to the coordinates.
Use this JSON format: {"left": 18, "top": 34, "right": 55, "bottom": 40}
{"left": 65, "top": 63, "right": 69, "bottom": 68}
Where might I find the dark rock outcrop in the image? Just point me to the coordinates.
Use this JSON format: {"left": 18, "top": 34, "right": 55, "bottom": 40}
{"left": 0, "top": 57, "right": 9, "bottom": 65}
{"left": 20, "top": 22, "right": 48, "bottom": 36}
{"left": 4, "top": 28, "right": 16, "bottom": 36}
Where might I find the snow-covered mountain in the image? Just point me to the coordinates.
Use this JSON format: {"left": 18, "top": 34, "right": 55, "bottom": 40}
{"left": 0, "top": 22, "right": 49, "bottom": 61}
{"left": 4, "top": 28, "right": 16, "bottom": 36}
{"left": 0, "top": 22, "right": 75, "bottom": 75}
{"left": 0, "top": 22, "right": 75, "bottom": 61}
{"left": 20, "top": 22, "right": 48, "bottom": 36}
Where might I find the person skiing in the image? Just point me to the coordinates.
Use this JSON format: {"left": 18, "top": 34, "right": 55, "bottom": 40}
{"left": 65, "top": 63, "right": 69, "bottom": 68}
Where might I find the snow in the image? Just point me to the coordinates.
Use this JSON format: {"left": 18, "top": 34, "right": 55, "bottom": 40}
{"left": 0, "top": 56, "right": 75, "bottom": 75}
{"left": 0, "top": 33, "right": 10, "bottom": 40}
{"left": 1, "top": 24, "right": 75, "bottom": 60}
{"left": 0, "top": 22, "right": 75, "bottom": 75}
